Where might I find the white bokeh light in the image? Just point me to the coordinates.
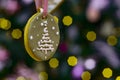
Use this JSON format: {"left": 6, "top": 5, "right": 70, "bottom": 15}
{"left": 22, "top": 0, "right": 33, "bottom": 5}
{"left": 84, "top": 58, "right": 96, "bottom": 70}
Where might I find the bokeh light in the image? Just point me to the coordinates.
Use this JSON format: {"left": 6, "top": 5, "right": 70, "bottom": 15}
{"left": 67, "top": 25, "right": 79, "bottom": 41}
{"left": 0, "top": 0, "right": 119, "bottom": 80}
{"left": 0, "top": 18, "right": 11, "bottom": 30}
{"left": 84, "top": 58, "right": 96, "bottom": 70}
{"left": 86, "top": 31, "right": 96, "bottom": 41}
{"left": 100, "top": 21, "right": 115, "bottom": 37}
{"left": 39, "top": 71, "right": 48, "bottom": 80}
{"left": 86, "top": 7, "right": 100, "bottom": 22}
{"left": 33, "top": 62, "right": 46, "bottom": 73}
{"left": 68, "top": 44, "right": 81, "bottom": 55}
{"left": 89, "top": 0, "right": 109, "bottom": 10}
{"left": 0, "top": 47, "right": 9, "bottom": 61}
{"left": 22, "top": 0, "right": 33, "bottom": 5}
{"left": 67, "top": 56, "right": 78, "bottom": 66}
{"left": 102, "top": 68, "right": 112, "bottom": 78}
{"left": 62, "top": 16, "right": 73, "bottom": 26}
{"left": 59, "top": 42, "right": 68, "bottom": 53}
{"left": 16, "top": 76, "right": 26, "bottom": 80}
{"left": 0, "top": 0, "right": 20, "bottom": 15}
{"left": 72, "top": 64, "right": 84, "bottom": 78}
{"left": 49, "top": 58, "right": 59, "bottom": 68}
{"left": 15, "top": 63, "right": 39, "bottom": 80}
{"left": 107, "top": 35, "right": 117, "bottom": 46}
{"left": 11, "top": 29, "right": 22, "bottom": 39}
{"left": 54, "top": 16, "right": 59, "bottom": 23}
{"left": 81, "top": 71, "right": 91, "bottom": 80}
{"left": 116, "top": 76, "right": 120, "bottom": 80}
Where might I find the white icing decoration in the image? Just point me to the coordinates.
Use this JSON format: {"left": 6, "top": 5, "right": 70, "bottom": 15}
{"left": 51, "top": 19, "right": 53, "bottom": 21}
{"left": 44, "top": 27, "right": 48, "bottom": 32}
{"left": 36, "top": 17, "right": 39, "bottom": 20}
{"left": 37, "top": 34, "right": 39, "bottom": 36}
{"left": 56, "top": 44, "right": 58, "bottom": 46}
{"left": 52, "top": 26, "right": 55, "bottom": 30}
{"left": 30, "top": 36, "right": 33, "bottom": 40}
{"left": 33, "top": 26, "right": 36, "bottom": 28}
{"left": 41, "top": 21, "right": 48, "bottom": 27}
{"left": 45, "top": 56, "right": 47, "bottom": 59}
{"left": 56, "top": 32, "right": 59, "bottom": 35}
{"left": 33, "top": 49, "right": 35, "bottom": 52}
{"left": 41, "top": 23, "right": 44, "bottom": 26}
{"left": 37, "top": 27, "right": 54, "bottom": 54}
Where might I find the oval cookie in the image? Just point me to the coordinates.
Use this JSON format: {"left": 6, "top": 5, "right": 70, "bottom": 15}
{"left": 24, "top": 13, "right": 60, "bottom": 61}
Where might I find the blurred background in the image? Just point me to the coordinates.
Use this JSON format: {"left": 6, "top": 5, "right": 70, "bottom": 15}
{"left": 0, "top": 0, "right": 120, "bottom": 80}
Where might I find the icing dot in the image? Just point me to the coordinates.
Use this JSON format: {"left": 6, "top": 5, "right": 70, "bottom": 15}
{"left": 38, "top": 41, "right": 40, "bottom": 44}
{"left": 30, "top": 36, "right": 33, "bottom": 40}
{"left": 41, "top": 23, "right": 44, "bottom": 26}
{"left": 56, "top": 44, "right": 58, "bottom": 46}
{"left": 33, "top": 26, "right": 36, "bottom": 28}
{"left": 36, "top": 17, "right": 39, "bottom": 20}
{"left": 33, "top": 49, "right": 35, "bottom": 52}
{"left": 44, "top": 24, "right": 47, "bottom": 27}
{"left": 45, "top": 56, "right": 47, "bottom": 59}
{"left": 56, "top": 32, "right": 59, "bottom": 35}
{"left": 52, "top": 26, "right": 55, "bottom": 30}
{"left": 44, "top": 21, "right": 47, "bottom": 23}
{"left": 37, "top": 34, "right": 39, "bottom": 36}
{"left": 51, "top": 19, "right": 53, "bottom": 21}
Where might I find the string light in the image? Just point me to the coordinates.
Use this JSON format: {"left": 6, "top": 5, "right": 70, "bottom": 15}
{"left": 81, "top": 71, "right": 91, "bottom": 80}
{"left": 11, "top": 29, "right": 22, "bottom": 39}
{"left": 67, "top": 56, "right": 78, "bottom": 66}
{"left": 86, "top": 31, "right": 96, "bottom": 41}
{"left": 62, "top": 16, "right": 73, "bottom": 26}
{"left": 49, "top": 58, "right": 59, "bottom": 68}
{"left": 107, "top": 35, "right": 117, "bottom": 46}
{"left": 102, "top": 68, "right": 112, "bottom": 78}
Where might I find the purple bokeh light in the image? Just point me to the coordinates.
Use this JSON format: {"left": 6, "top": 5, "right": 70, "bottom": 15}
{"left": 72, "top": 64, "right": 84, "bottom": 78}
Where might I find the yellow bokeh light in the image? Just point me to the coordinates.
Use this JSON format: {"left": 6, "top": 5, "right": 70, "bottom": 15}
{"left": 116, "top": 76, "right": 120, "bottom": 80}
{"left": 67, "top": 56, "right": 78, "bottom": 66}
{"left": 16, "top": 76, "right": 26, "bottom": 80}
{"left": 102, "top": 68, "right": 112, "bottom": 78}
{"left": 11, "top": 29, "right": 22, "bottom": 39}
{"left": 62, "top": 16, "right": 73, "bottom": 26}
{"left": 107, "top": 35, "right": 117, "bottom": 46}
{"left": 54, "top": 16, "right": 59, "bottom": 23}
{"left": 86, "top": 31, "right": 96, "bottom": 41}
{"left": 49, "top": 58, "right": 59, "bottom": 68}
{"left": 0, "top": 18, "right": 11, "bottom": 30}
{"left": 81, "top": 71, "right": 91, "bottom": 80}
{"left": 39, "top": 71, "right": 48, "bottom": 80}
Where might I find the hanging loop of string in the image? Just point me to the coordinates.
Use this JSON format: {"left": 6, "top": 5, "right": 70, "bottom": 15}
{"left": 35, "top": 0, "right": 48, "bottom": 18}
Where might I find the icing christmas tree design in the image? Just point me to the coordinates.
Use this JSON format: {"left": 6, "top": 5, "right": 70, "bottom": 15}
{"left": 37, "top": 21, "right": 54, "bottom": 54}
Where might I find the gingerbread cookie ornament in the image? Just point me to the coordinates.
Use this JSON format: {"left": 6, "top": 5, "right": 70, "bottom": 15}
{"left": 24, "top": 0, "right": 60, "bottom": 61}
